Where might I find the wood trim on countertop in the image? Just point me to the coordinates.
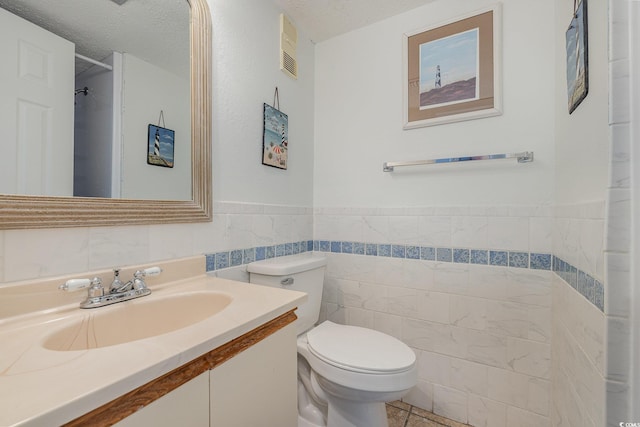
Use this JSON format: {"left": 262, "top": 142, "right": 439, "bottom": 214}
{"left": 64, "top": 310, "right": 297, "bottom": 427}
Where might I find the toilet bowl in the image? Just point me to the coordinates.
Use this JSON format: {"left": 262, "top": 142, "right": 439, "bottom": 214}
{"left": 298, "top": 321, "right": 417, "bottom": 427}
{"left": 247, "top": 253, "right": 417, "bottom": 427}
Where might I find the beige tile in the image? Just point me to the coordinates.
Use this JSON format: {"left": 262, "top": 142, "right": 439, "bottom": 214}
{"left": 411, "top": 406, "right": 434, "bottom": 418}
{"left": 388, "top": 400, "right": 411, "bottom": 411}
{"left": 406, "top": 414, "right": 445, "bottom": 427}
{"left": 387, "top": 399, "right": 474, "bottom": 427}
{"left": 410, "top": 406, "right": 471, "bottom": 427}
{"left": 386, "top": 404, "right": 409, "bottom": 427}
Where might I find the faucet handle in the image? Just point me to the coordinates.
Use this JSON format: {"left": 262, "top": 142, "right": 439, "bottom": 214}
{"left": 59, "top": 277, "right": 102, "bottom": 292}
{"left": 139, "top": 266, "right": 162, "bottom": 277}
{"left": 131, "top": 266, "right": 162, "bottom": 291}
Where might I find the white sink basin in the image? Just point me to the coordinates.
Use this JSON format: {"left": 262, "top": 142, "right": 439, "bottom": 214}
{"left": 43, "top": 291, "right": 232, "bottom": 351}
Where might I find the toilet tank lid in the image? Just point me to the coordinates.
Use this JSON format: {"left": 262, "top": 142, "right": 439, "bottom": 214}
{"left": 246, "top": 252, "right": 327, "bottom": 276}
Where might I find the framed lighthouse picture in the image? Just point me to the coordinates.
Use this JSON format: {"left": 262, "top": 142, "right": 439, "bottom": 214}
{"left": 566, "top": 0, "right": 588, "bottom": 114}
{"left": 262, "top": 103, "right": 288, "bottom": 170}
{"left": 147, "top": 124, "right": 175, "bottom": 168}
{"left": 403, "top": 4, "right": 502, "bottom": 129}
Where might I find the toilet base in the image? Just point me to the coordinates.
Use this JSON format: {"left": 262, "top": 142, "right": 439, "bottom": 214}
{"left": 298, "top": 414, "right": 323, "bottom": 427}
{"left": 326, "top": 398, "right": 388, "bottom": 427}
{"left": 298, "top": 401, "right": 389, "bottom": 427}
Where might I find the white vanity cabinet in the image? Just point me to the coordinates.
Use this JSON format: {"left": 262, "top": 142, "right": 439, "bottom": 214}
{"left": 210, "top": 322, "right": 298, "bottom": 427}
{"left": 110, "top": 320, "right": 298, "bottom": 427}
{"left": 114, "top": 372, "right": 210, "bottom": 427}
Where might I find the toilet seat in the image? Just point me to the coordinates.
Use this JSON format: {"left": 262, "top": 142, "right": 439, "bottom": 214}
{"left": 306, "top": 321, "right": 415, "bottom": 374}
{"left": 297, "top": 321, "right": 417, "bottom": 394}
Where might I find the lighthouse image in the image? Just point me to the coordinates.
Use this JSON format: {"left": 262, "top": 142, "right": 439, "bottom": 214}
{"left": 262, "top": 103, "right": 289, "bottom": 170}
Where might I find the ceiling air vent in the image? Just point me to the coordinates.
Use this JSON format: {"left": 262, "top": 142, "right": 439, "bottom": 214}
{"left": 280, "top": 14, "right": 298, "bottom": 79}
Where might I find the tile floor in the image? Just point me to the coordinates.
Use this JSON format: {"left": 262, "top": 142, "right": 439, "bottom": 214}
{"left": 386, "top": 401, "right": 473, "bottom": 427}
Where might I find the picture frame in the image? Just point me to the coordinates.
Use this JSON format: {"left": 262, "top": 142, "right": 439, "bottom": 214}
{"left": 147, "top": 124, "right": 175, "bottom": 168}
{"left": 403, "top": 4, "right": 502, "bottom": 129}
{"left": 262, "top": 103, "right": 288, "bottom": 170}
{"left": 566, "top": 0, "right": 588, "bottom": 114}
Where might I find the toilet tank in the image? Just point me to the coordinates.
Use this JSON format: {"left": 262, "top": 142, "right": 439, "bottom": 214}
{"left": 247, "top": 253, "right": 327, "bottom": 335}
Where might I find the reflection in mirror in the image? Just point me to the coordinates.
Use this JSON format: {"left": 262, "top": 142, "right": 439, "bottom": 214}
{"left": 0, "top": 0, "right": 212, "bottom": 229}
{"left": 0, "top": 0, "right": 191, "bottom": 201}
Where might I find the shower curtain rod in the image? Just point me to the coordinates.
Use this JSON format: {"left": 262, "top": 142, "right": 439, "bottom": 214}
{"left": 75, "top": 53, "right": 113, "bottom": 71}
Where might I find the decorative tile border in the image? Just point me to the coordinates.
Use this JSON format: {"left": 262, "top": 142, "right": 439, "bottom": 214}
{"left": 553, "top": 256, "right": 604, "bottom": 312}
{"left": 312, "top": 240, "right": 552, "bottom": 271}
{"left": 206, "top": 239, "right": 552, "bottom": 272}
{"left": 205, "top": 239, "right": 604, "bottom": 312}
{"left": 206, "top": 240, "right": 313, "bottom": 271}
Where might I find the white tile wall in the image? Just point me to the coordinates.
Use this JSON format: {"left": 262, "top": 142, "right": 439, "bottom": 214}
{"left": 551, "top": 200, "right": 611, "bottom": 426}
{"left": 316, "top": 204, "right": 555, "bottom": 425}
{"left": 468, "top": 394, "right": 507, "bottom": 427}
{"left": 433, "top": 384, "right": 468, "bottom": 423}
{"left": 0, "top": 202, "right": 314, "bottom": 286}
{"left": 315, "top": 205, "right": 553, "bottom": 254}
{"left": 4, "top": 228, "right": 91, "bottom": 282}
{"left": 603, "top": 0, "right": 634, "bottom": 419}
{"left": 554, "top": 201, "right": 606, "bottom": 281}
{"left": 551, "top": 275, "right": 606, "bottom": 426}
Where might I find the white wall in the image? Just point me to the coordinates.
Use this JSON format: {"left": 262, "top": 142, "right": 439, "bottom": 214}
{"left": 554, "top": 0, "right": 610, "bottom": 204}
{"left": 120, "top": 53, "right": 191, "bottom": 200}
{"left": 314, "top": 0, "right": 555, "bottom": 208}
{"left": 211, "top": 0, "right": 315, "bottom": 206}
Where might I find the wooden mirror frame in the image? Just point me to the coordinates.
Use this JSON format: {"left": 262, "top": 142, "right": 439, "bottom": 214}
{"left": 0, "top": 0, "right": 212, "bottom": 229}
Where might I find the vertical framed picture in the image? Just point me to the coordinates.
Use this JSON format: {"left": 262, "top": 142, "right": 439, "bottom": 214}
{"left": 566, "top": 0, "right": 588, "bottom": 114}
{"left": 403, "top": 4, "right": 502, "bottom": 129}
{"left": 262, "top": 103, "right": 288, "bottom": 170}
{"left": 147, "top": 124, "right": 175, "bottom": 168}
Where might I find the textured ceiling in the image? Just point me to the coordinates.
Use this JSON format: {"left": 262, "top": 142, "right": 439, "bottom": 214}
{"left": 0, "top": 0, "right": 189, "bottom": 77}
{"left": 0, "top": 0, "right": 436, "bottom": 78}
{"left": 274, "top": 0, "right": 438, "bottom": 43}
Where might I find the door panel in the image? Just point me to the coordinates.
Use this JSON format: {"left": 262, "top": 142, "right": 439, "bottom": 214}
{"left": 0, "top": 7, "right": 74, "bottom": 196}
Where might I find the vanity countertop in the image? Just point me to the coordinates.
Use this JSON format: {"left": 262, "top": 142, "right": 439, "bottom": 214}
{"left": 0, "top": 274, "right": 306, "bottom": 427}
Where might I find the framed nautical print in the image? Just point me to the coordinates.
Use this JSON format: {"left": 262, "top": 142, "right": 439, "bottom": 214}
{"left": 566, "top": 0, "right": 588, "bottom": 114}
{"left": 262, "top": 103, "right": 288, "bottom": 170}
{"left": 147, "top": 124, "right": 175, "bottom": 168}
{"left": 403, "top": 4, "right": 502, "bottom": 129}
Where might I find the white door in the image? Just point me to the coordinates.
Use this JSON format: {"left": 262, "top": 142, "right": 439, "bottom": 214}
{"left": 0, "top": 8, "right": 74, "bottom": 196}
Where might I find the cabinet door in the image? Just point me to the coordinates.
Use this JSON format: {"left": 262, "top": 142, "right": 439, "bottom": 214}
{"left": 114, "top": 371, "right": 209, "bottom": 427}
{"left": 210, "top": 323, "right": 298, "bottom": 427}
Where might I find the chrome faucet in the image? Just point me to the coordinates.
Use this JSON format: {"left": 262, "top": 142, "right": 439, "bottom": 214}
{"left": 110, "top": 268, "right": 126, "bottom": 293}
{"left": 59, "top": 266, "right": 162, "bottom": 309}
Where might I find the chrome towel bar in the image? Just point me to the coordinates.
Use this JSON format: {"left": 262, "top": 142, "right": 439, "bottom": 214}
{"left": 383, "top": 151, "right": 534, "bottom": 172}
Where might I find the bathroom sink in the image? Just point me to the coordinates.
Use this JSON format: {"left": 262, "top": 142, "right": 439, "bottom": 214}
{"left": 43, "top": 291, "right": 232, "bottom": 351}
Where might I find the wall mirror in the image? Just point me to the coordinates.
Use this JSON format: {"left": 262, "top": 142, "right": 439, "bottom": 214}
{"left": 0, "top": 0, "right": 211, "bottom": 229}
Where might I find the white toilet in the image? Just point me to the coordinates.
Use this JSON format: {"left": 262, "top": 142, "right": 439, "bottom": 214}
{"left": 247, "top": 252, "right": 417, "bottom": 427}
